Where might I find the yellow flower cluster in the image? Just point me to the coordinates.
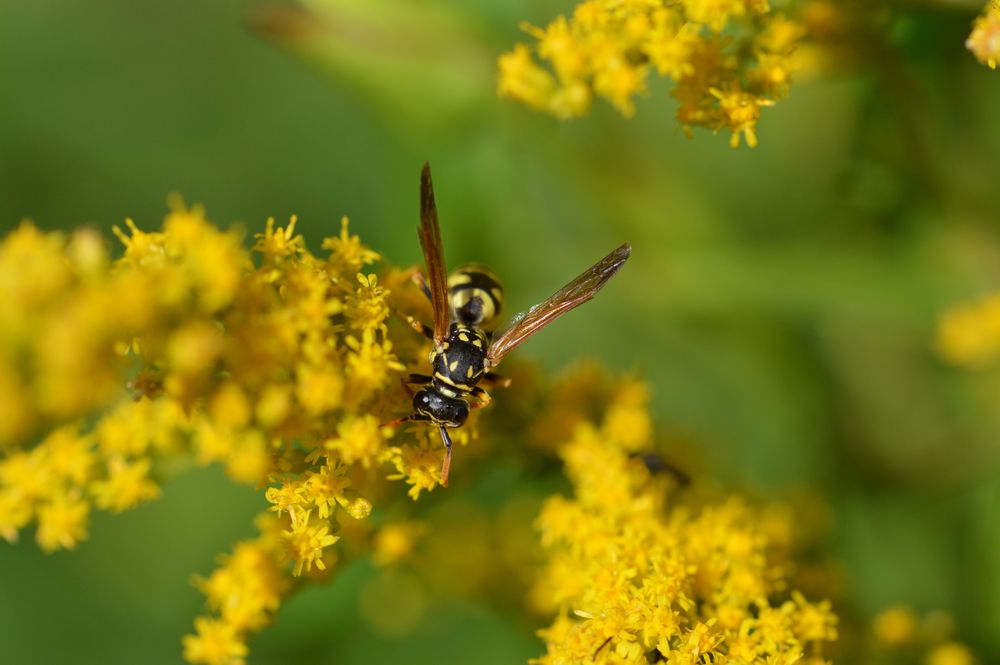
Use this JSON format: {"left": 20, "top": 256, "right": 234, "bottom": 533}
{"left": 935, "top": 292, "right": 1000, "bottom": 366}
{"left": 968, "top": 1, "right": 1000, "bottom": 69}
{"left": 0, "top": 219, "right": 198, "bottom": 550}
{"left": 184, "top": 517, "right": 289, "bottom": 665}
{"left": 498, "top": 0, "right": 805, "bottom": 147}
{"left": 0, "top": 204, "right": 471, "bottom": 664}
{"left": 14, "top": 205, "right": 984, "bottom": 665}
{"left": 530, "top": 381, "right": 837, "bottom": 664}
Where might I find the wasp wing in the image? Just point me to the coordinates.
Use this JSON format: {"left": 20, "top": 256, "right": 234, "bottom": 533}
{"left": 418, "top": 163, "right": 450, "bottom": 344}
{"left": 486, "top": 243, "right": 631, "bottom": 368}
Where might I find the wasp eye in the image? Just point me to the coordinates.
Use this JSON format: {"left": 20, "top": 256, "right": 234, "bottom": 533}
{"left": 413, "top": 390, "right": 432, "bottom": 412}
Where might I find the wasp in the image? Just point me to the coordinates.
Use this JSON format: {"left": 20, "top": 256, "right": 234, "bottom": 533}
{"left": 387, "top": 163, "right": 631, "bottom": 485}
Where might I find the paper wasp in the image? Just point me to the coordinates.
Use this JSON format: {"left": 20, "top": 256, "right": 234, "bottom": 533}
{"left": 387, "top": 163, "right": 631, "bottom": 486}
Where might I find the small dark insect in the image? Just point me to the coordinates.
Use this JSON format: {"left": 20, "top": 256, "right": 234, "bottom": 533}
{"left": 386, "top": 163, "right": 631, "bottom": 486}
{"left": 634, "top": 451, "right": 692, "bottom": 487}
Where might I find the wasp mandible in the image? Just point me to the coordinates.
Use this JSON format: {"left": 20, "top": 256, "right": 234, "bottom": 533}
{"left": 387, "top": 163, "right": 631, "bottom": 486}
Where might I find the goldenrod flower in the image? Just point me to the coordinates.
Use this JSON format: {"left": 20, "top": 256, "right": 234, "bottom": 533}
{"left": 323, "top": 216, "right": 381, "bottom": 273}
{"left": 530, "top": 379, "right": 837, "bottom": 664}
{"left": 35, "top": 492, "right": 90, "bottom": 553}
{"left": 4, "top": 199, "right": 980, "bottom": 665}
{"left": 254, "top": 214, "right": 304, "bottom": 262}
{"left": 792, "top": 591, "right": 838, "bottom": 643}
{"left": 499, "top": 0, "right": 804, "bottom": 146}
{"left": 0, "top": 205, "right": 461, "bottom": 662}
{"left": 182, "top": 617, "right": 249, "bottom": 665}
{"left": 323, "top": 414, "right": 390, "bottom": 468}
{"left": 194, "top": 539, "right": 287, "bottom": 633}
{"left": 90, "top": 456, "right": 160, "bottom": 513}
{"left": 282, "top": 510, "right": 340, "bottom": 576}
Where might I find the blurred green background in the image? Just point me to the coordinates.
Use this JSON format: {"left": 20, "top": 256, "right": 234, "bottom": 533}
{"left": 2, "top": 0, "right": 1000, "bottom": 662}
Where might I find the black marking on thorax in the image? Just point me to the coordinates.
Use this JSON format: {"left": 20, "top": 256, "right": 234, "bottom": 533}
{"left": 431, "top": 323, "right": 488, "bottom": 395}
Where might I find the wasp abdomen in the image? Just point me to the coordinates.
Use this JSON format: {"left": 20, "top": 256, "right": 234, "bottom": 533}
{"left": 448, "top": 264, "right": 504, "bottom": 328}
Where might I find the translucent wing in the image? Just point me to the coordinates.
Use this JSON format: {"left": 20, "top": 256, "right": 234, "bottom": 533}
{"left": 418, "top": 163, "right": 450, "bottom": 344}
{"left": 486, "top": 243, "right": 631, "bottom": 367}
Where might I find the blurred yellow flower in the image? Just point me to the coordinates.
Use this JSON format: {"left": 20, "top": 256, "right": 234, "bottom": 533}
{"left": 968, "top": 1, "right": 1000, "bottom": 69}
{"left": 936, "top": 292, "right": 1000, "bottom": 366}
{"left": 372, "top": 521, "right": 427, "bottom": 567}
{"left": 194, "top": 539, "right": 287, "bottom": 633}
{"left": 182, "top": 617, "right": 249, "bottom": 665}
{"left": 868, "top": 605, "right": 979, "bottom": 665}
{"left": 90, "top": 456, "right": 160, "bottom": 513}
{"left": 927, "top": 641, "right": 976, "bottom": 665}
{"left": 873, "top": 605, "right": 918, "bottom": 647}
{"left": 35, "top": 492, "right": 90, "bottom": 553}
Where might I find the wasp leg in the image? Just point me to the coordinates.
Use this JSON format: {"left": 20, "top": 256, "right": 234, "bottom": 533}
{"left": 382, "top": 413, "right": 430, "bottom": 429}
{"left": 438, "top": 426, "right": 453, "bottom": 487}
{"left": 400, "top": 373, "right": 433, "bottom": 398}
{"left": 593, "top": 636, "right": 613, "bottom": 659}
{"left": 411, "top": 270, "right": 433, "bottom": 303}
{"left": 469, "top": 386, "right": 492, "bottom": 409}
{"left": 481, "top": 372, "right": 512, "bottom": 388}
{"left": 396, "top": 311, "right": 435, "bottom": 340}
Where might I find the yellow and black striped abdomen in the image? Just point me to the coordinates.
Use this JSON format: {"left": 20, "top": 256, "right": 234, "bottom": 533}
{"left": 447, "top": 263, "right": 504, "bottom": 329}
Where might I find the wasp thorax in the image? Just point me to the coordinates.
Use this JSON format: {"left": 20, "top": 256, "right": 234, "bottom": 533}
{"left": 432, "top": 323, "right": 488, "bottom": 393}
{"left": 447, "top": 263, "right": 504, "bottom": 328}
{"left": 413, "top": 388, "right": 469, "bottom": 428}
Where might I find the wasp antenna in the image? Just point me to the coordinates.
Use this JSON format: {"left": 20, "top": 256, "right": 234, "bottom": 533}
{"left": 410, "top": 270, "right": 432, "bottom": 302}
